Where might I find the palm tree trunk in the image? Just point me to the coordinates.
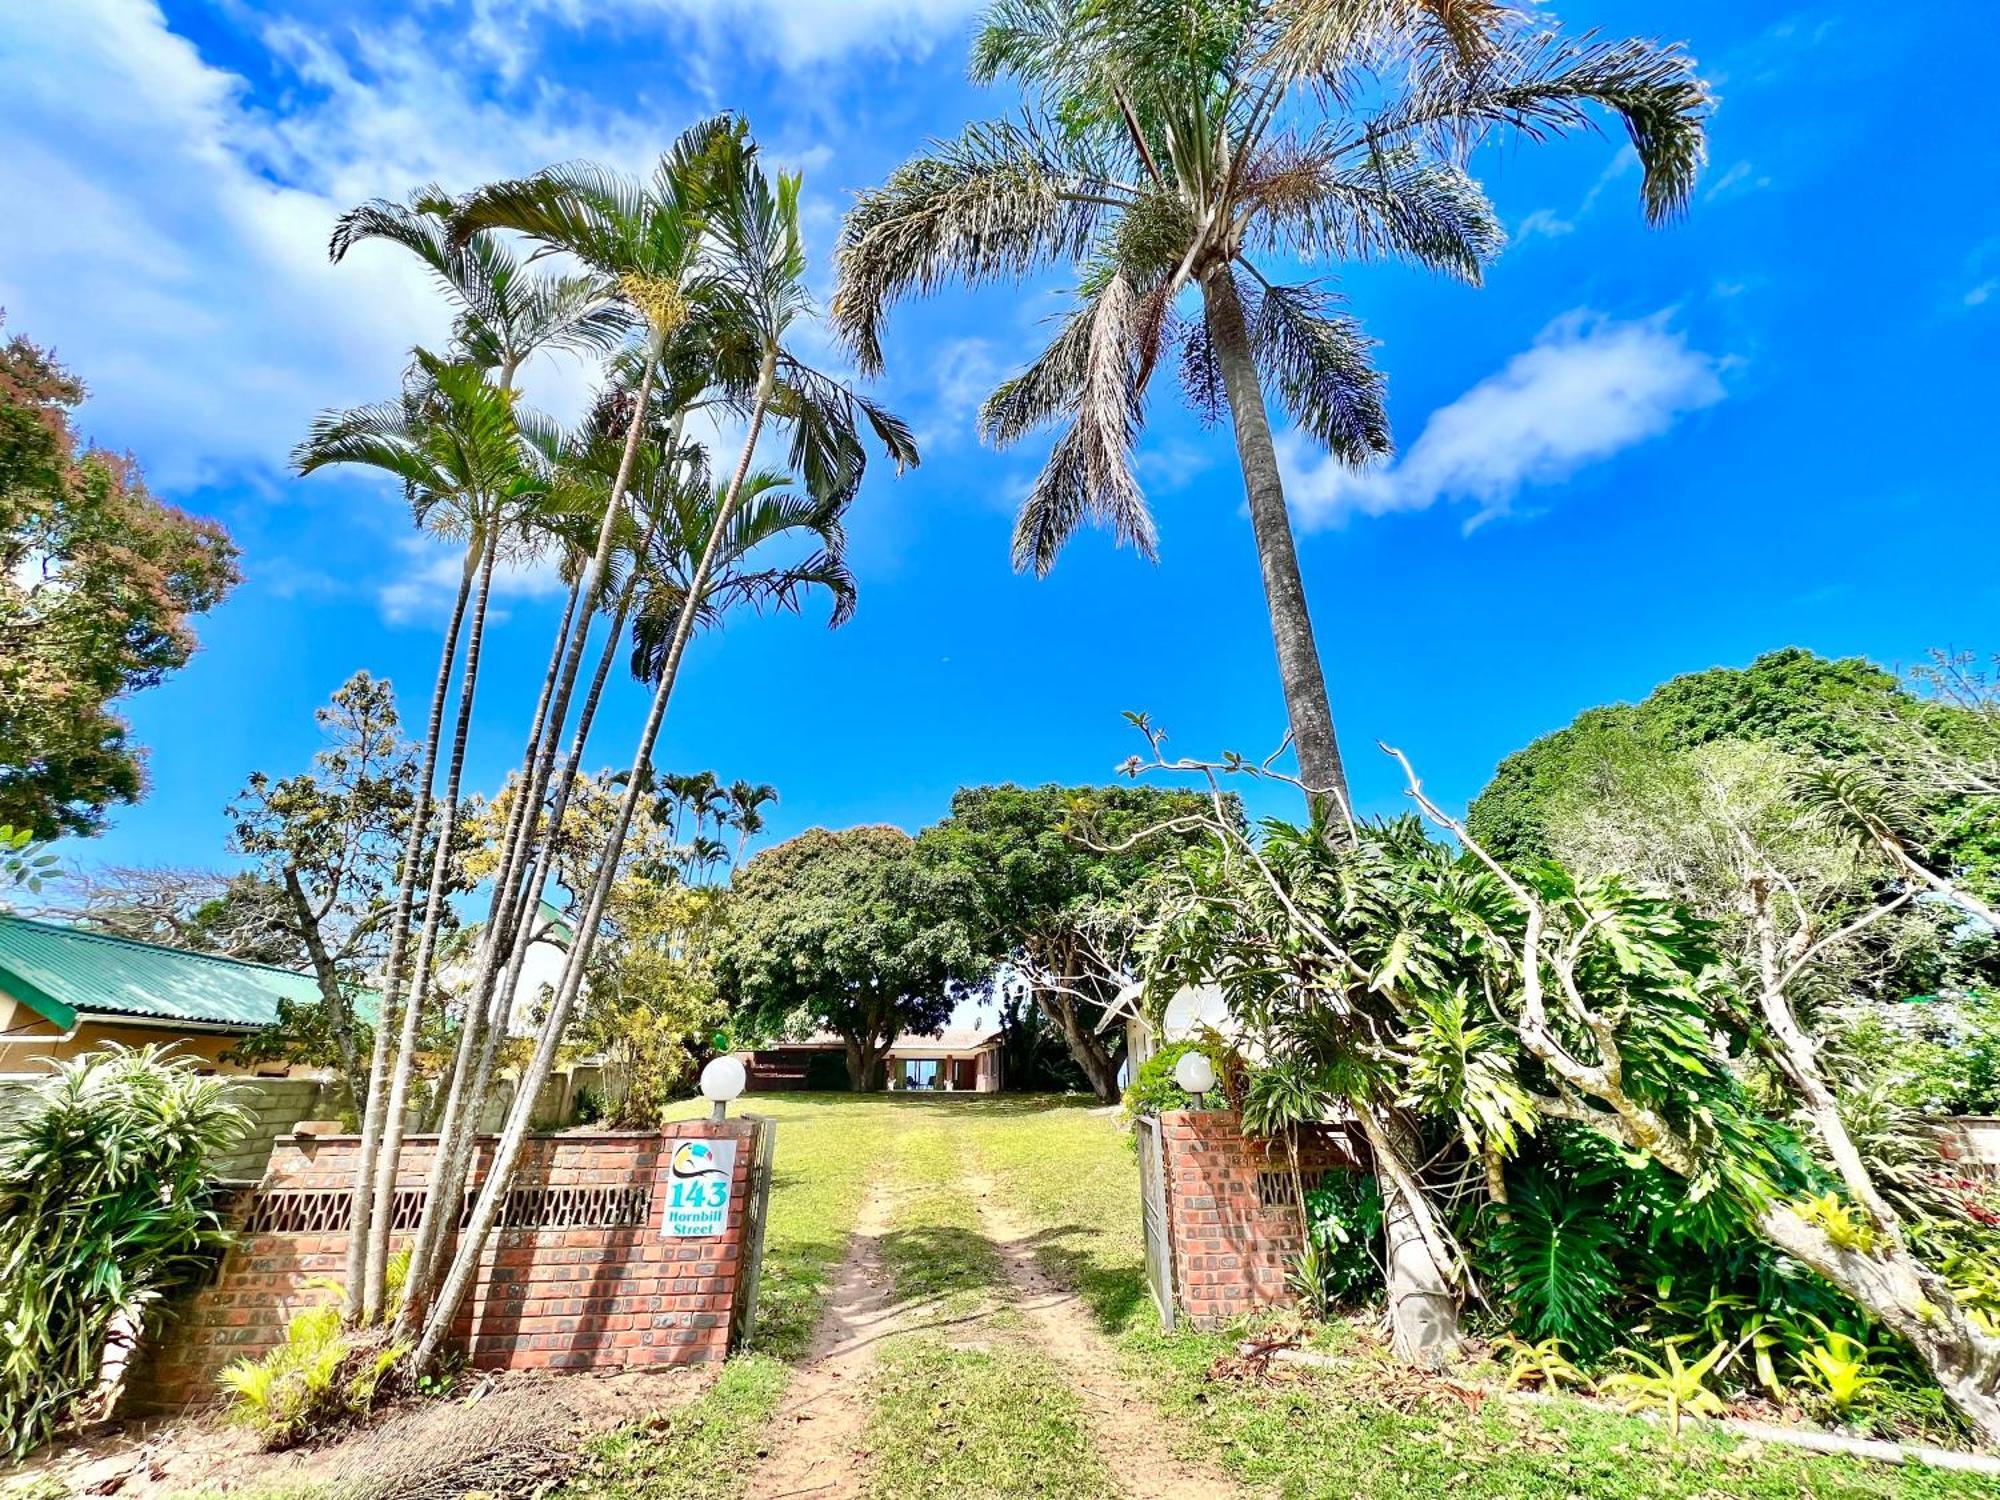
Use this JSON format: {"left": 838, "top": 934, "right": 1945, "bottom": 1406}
{"left": 397, "top": 575, "right": 644, "bottom": 1324}
{"left": 1201, "top": 265, "right": 1460, "bottom": 1363}
{"left": 1198, "top": 265, "right": 1352, "bottom": 820}
{"left": 359, "top": 528, "right": 498, "bottom": 1321}
{"left": 397, "top": 346, "right": 664, "bottom": 1329}
{"left": 341, "top": 548, "right": 474, "bottom": 1314}
{"left": 395, "top": 570, "right": 583, "bottom": 1329}
{"left": 413, "top": 358, "right": 777, "bottom": 1373}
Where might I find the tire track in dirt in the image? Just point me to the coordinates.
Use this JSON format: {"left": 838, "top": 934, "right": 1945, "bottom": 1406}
{"left": 743, "top": 1173, "right": 908, "bottom": 1500}
{"left": 964, "top": 1171, "right": 1243, "bottom": 1500}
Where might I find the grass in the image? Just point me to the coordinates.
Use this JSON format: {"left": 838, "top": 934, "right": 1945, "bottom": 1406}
{"left": 861, "top": 1095, "right": 1111, "bottom": 1499}
{"left": 945, "top": 1097, "right": 2000, "bottom": 1500}
{"left": 549, "top": 1094, "right": 914, "bottom": 1500}
{"left": 665, "top": 1092, "right": 913, "bottom": 1363}
{"left": 558, "top": 1356, "right": 788, "bottom": 1500}
{"left": 864, "top": 1339, "right": 1110, "bottom": 1500}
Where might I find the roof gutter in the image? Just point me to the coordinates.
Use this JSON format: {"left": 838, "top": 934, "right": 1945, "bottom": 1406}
{"left": 72, "top": 1012, "right": 261, "bottom": 1036}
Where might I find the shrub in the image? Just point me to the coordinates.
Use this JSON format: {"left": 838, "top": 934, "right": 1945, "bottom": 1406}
{"left": 219, "top": 1251, "right": 412, "bottom": 1447}
{"left": 1294, "top": 1172, "right": 1384, "bottom": 1312}
{"left": 220, "top": 1304, "right": 407, "bottom": 1448}
{"left": 0, "top": 1044, "right": 247, "bottom": 1459}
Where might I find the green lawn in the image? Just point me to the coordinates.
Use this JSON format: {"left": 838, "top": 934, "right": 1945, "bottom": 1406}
{"left": 861, "top": 1098, "right": 1113, "bottom": 1500}
{"left": 945, "top": 1096, "right": 2000, "bottom": 1500}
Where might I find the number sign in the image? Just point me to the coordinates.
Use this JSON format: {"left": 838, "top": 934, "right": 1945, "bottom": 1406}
{"left": 663, "top": 1138, "right": 738, "bottom": 1238}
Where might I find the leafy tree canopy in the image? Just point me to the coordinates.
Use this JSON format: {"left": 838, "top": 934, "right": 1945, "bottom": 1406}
{"left": 0, "top": 317, "right": 240, "bottom": 837}
{"left": 1469, "top": 648, "right": 1989, "bottom": 875}
{"left": 717, "top": 825, "right": 980, "bottom": 1089}
{"left": 916, "top": 781, "right": 1237, "bottom": 1099}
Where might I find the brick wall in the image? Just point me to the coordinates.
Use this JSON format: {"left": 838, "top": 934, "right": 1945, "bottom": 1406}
{"left": 1159, "top": 1108, "right": 1363, "bottom": 1328}
{"left": 128, "top": 1121, "right": 754, "bottom": 1413}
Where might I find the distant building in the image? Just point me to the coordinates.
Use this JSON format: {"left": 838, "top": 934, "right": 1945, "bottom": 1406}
{"left": 738, "top": 1028, "right": 1005, "bottom": 1093}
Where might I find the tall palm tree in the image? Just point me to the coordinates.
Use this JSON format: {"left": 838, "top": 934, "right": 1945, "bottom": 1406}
{"left": 410, "top": 134, "right": 917, "bottom": 1372}
{"left": 292, "top": 354, "right": 555, "bottom": 1319}
{"left": 727, "top": 779, "right": 778, "bottom": 863}
{"left": 834, "top": 0, "right": 1705, "bottom": 818}
{"left": 832, "top": 0, "right": 1704, "bottom": 1369}
{"left": 385, "top": 125, "right": 742, "bottom": 1329}
{"left": 324, "top": 194, "right": 626, "bottom": 1319}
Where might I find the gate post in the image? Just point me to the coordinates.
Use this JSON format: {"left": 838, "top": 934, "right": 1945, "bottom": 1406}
{"left": 729, "top": 1113, "right": 778, "bottom": 1352}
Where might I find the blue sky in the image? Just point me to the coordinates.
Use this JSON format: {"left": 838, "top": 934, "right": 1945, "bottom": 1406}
{"left": 3, "top": 0, "right": 1997, "bottom": 881}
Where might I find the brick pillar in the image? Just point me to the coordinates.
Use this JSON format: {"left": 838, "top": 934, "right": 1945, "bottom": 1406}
{"left": 1158, "top": 1109, "right": 1363, "bottom": 1328}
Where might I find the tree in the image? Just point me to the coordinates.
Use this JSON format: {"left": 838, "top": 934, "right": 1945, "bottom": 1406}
{"left": 1470, "top": 648, "right": 1931, "bottom": 864}
{"left": 0, "top": 318, "right": 239, "bottom": 837}
{"left": 1144, "top": 733, "right": 2000, "bottom": 1441}
{"left": 719, "top": 826, "right": 981, "bottom": 1090}
{"left": 834, "top": 0, "right": 1704, "bottom": 815}
{"left": 407, "top": 126, "right": 916, "bottom": 1372}
{"left": 296, "top": 353, "right": 564, "bottom": 1319}
{"left": 317, "top": 190, "right": 625, "bottom": 1322}
{"left": 918, "top": 782, "right": 1226, "bottom": 1101}
{"left": 227, "top": 673, "right": 426, "bottom": 1108}
{"left": 34, "top": 866, "right": 302, "bottom": 965}
{"left": 573, "top": 876, "right": 728, "bottom": 1127}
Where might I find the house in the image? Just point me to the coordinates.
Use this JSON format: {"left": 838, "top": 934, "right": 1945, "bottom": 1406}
{"left": 740, "top": 1028, "right": 1006, "bottom": 1093}
{"left": 0, "top": 913, "right": 360, "bottom": 1075}
{"left": 0, "top": 913, "right": 378, "bottom": 1175}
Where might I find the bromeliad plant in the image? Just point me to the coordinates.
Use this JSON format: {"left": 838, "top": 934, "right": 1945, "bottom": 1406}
{"left": 0, "top": 1045, "right": 247, "bottom": 1459}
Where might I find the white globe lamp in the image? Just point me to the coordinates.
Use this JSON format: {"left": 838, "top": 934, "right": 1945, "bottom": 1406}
{"left": 1173, "top": 1050, "right": 1216, "bottom": 1108}
{"left": 701, "top": 1055, "right": 747, "bottom": 1120}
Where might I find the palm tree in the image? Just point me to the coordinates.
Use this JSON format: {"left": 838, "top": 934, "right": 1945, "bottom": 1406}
{"left": 292, "top": 354, "right": 555, "bottom": 1319}
{"left": 727, "top": 779, "right": 778, "bottom": 863}
{"left": 834, "top": 0, "right": 1706, "bottom": 818}
{"left": 833, "top": 0, "right": 1704, "bottom": 1371}
{"left": 324, "top": 194, "right": 626, "bottom": 1320}
{"left": 409, "top": 133, "right": 917, "bottom": 1372}
{"left": 385, "top": 125, "right": 741, "bottom": 1329}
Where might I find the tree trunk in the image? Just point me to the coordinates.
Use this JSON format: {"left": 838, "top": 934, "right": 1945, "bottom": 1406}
{"left": 844, "top": 1034, "right": 889, "bottom": 1092}
{"left": 411, "top": 357, "right": 777, "bottom": 1374}
{"left": 360, "top": 529, "right": 497, "bottom": 1321}
{"left": 396, "top": 346, "right": 663, "bottom": 1330}
{"left": 1355, "top": 1105, "right": 1463, "bottom": 1369}
{"left": 1037, "top": 989, "right": 1124, "bottom": 1103}
{"left": 282, "top": 868, "right": 361, "bottom": 1106}
{"left": 1199, "top": 265, "right": 1351, "bottom": 822}
{"left": 342, "top": 546, "right": 472, "bottom": 1316}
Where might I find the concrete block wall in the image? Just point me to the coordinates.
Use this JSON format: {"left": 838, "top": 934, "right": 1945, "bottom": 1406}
{"left": 129, "top": 1122, "right": 753, "bottom": 1412}
{"left": 1159, "top": 1108, "right": 1363, "bottom": 1327}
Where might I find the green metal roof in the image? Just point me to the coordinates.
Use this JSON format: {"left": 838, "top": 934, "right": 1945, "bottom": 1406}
{"left": 0, "top": 914, "right": 375, "bottom": 1032}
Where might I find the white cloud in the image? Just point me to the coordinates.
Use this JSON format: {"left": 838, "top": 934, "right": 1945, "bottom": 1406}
{"left": 0, "top": 1, "right": 690, "bottom": 493}
{"left": 1966, "top": 280, "right": 1997, "bottom": 309}
{"left": 376, "top": 536, "right": 569, "bottom": 625}
{"left": 1281, "top": 311, "right": 1726, "bottom": 532}
{"left": 465, "top": 0, "right": 985, "bottom": 73}
{"left": 1514, "top": 208, "right": 1575, "bottom": 242}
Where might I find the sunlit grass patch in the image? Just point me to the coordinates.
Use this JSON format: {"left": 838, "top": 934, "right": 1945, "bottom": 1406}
{"left": 864, "top": 1336, "right": 1109, "bottom": 1500}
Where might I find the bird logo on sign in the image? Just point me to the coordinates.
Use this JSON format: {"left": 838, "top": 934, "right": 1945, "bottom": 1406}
{"left": 671, "top": 1140, "right": 727, "bottom": 1181}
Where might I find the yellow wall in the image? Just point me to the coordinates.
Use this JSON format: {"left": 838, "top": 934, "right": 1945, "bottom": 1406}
{"left": 0, "top": 984, "right": 308, "bottom": 1077}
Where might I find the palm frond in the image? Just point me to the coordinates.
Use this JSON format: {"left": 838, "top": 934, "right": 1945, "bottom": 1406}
{"left": 1007, "top": 266, "right": 1158, "bottom": 576}
{"left": 1244, "top": 139, "right": 1501, "bottom": 282}
{"left": 832, "top": 117, "right": 1135, "bottom": 373}
{"left": 1252, "top": 281, "right": 1390, "bottom": 465}
{"left": 1374, "top": 27, "right": 1708, "bottom": 224}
